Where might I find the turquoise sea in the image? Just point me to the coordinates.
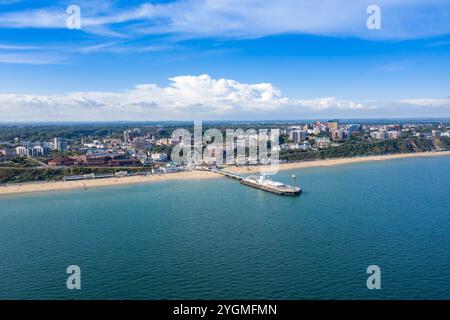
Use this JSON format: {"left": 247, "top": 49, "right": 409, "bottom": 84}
{"left": 0, "top": 156, "right": 449, "bottom": 299}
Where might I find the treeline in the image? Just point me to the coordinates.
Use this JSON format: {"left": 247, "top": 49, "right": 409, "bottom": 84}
{"left": 280, "top": 138, "right": 437, "bottom": 162}
{"left": 0, "top": 125, "right": 117, "bottom": 142}
{"left": 0, "top": 168, "right": 64, "bottom": 184}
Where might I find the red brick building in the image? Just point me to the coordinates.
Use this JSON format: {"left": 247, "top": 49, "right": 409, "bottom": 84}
{"left": 48, "top": 157, "right": 75, "bottom": 166}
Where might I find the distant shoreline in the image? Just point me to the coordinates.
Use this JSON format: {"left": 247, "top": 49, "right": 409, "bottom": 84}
{"left": 1, "top": 151, "right": 449, "bottom": 196}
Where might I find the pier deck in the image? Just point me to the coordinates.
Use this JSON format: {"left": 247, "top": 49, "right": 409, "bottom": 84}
{"left": 211, "top": 169, "right": 243, "bottom": 181}
{"left": 210, "top": 169, "right": 301, "bottom": 196}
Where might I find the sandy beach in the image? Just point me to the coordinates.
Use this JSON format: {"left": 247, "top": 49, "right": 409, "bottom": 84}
{"left": 0, "top": 170, "right": 219, "bottom": 196}
{"left": 224, "top": 150, "right": 450, "bottom": 174}
{"left": 1, "top": 151, "right": 449, "bottom": 196}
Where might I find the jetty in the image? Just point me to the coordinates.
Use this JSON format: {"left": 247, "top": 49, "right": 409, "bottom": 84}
{"left": 211, "top": 170, "right": 244, "bottom": 181}
{"left": 211, "top": 169, "right": 301, "bottom": 196}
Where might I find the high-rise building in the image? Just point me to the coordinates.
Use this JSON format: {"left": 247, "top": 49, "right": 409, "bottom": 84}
{"left": 331, "top": 128, "right": 349, "bottom": 141}
{"left": 290, "top": 130, "right": 307, "bottom": 143}
{"left": 15, "top": 146, "right": 31, "bottom": 157}
{"left": 346, "top": 124, "right": 361, "bottom": 132}
{"left": 32, "top": 146, "right": 46, "bottom": 156}
{"left": 53, "top": 137, "right": 67, "bottom": 152}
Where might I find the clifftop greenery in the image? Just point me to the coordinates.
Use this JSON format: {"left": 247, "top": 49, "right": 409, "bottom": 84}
{"left": 0, "top": 166, "right": 149, "bottom": 184}
{"left": 280, "top": 137, "right": 446, "bottom": 162}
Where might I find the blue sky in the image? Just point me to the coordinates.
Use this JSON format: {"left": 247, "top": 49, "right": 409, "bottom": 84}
{"left": 0, "top": 0, "right": 450, "bottom": 121}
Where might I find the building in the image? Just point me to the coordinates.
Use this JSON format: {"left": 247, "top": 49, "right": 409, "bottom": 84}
{"left": 157, "top": 138, "right": 172, "bottom": 146}
{"left": 327, "top": 120, "right": 339, "bottom": 130}
{"left": 15, "top": 146, "right": 31, "bottom": 157}
{"left": 331, "top": 129, "right": 349, "bottom": 142}
{"left": 346, "top": 124, "right": 361, "bottom": 132}
{"left": 0, "top": 148, "right": 15, "bottom": 160}
{"left": 284, "top": 141, "right": 311, "bottom": 151}
{"left": 371, "top": 131, "right": 400, "bottom": 140}
{"left": 75, "top": 154, "right": 141, "bottom": 167}
{"left": 108, "top": 158, "right": 141, "bottom": 167}
{"left": 130, "top": 137, "right": 152, "bottom": 150}
{"left": 371, "top": 131, "right": 388, "bottom": 140}
{"left": 43, "top": 141, "right": 53, "bottom": 149}
{"left": 290, "top": 130, "right": 307, "bottom": 143}
{"left": 299, "top": 141, "right": 311, "bottom": 150}
{"left": 313, "top": 121, "right": 328, "bottom": 134}
{"left": 315, "top": 137, "right": 331, "bottom": 149}
{"left": 432, "top": 130, "right": 442, "bottom": 138}
{"left": 53, "top": 137, "right": 68, "bottom": 152}
{"left": 387, "top": 131, "right": 401, "bottom": 139}
{"left": 48, "top": 157, "right": 75, "bottom": 166}
{"left": 124, "top": 128, "right": 142, "bottom": 143}
{"left": 151, "top": 153, "right": 168, "bottom": 162}
{"left": 32, "top": 146, "right": 46, "bottom": 157}
{"left": 14, "top": 145, "right": 48, "bottom": 157}
{"left": 161, "top": 164, "right": 180, "bottom": 173}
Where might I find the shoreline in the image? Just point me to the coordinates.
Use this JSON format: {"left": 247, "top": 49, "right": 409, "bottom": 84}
{"left": 1, "top": 151, "right": 449, "bottom": 196}
{"left": 0, "top": 170, "right": 219, "bottom": 196}
{"left": 224, "top": 150, "right": 450, "bottom": 174}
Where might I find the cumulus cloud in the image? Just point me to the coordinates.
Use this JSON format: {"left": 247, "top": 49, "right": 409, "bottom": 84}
{"left": 1, "top": 74, "right": 449, "bottom": 121}
{"left": 0, "top": 74, "right": 380, "bottom": 121}
{"left": 293, "top": 97, "right": 374, "bottom": 111}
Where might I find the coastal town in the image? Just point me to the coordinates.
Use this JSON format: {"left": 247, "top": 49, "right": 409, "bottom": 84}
{"left": 0, "top": 120, "right": 449, "bottom": 186}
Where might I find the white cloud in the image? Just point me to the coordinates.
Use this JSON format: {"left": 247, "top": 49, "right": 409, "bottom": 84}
{"left": 0, "top": 44, "right": 38, "bottom": 50}
{"left": 293, "top": 97, "right": 374, "bottom": 111}
{"left": 0, "top": 52, "right": 64, "bottom": 64}
{"left": 0, "top": 8, "right": 66, "bottom": 28}
{"left": 2, "top": 75, "right": 449, "bottom": 121}
{"left": 0, "top": 0, "right": 449, "bottom": 40}
{"left": 0, "top": 74, "right": 379, "bottom": 121}
{"left": 399, "top": 98, "right": 450, "bottom": 107}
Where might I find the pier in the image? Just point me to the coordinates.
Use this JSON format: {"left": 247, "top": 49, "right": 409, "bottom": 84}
{"left": 211, "top": 169, "right": 244, "bottom": 181}
{"left": 210, "top": 169, "right": 301, "bottom": 196}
